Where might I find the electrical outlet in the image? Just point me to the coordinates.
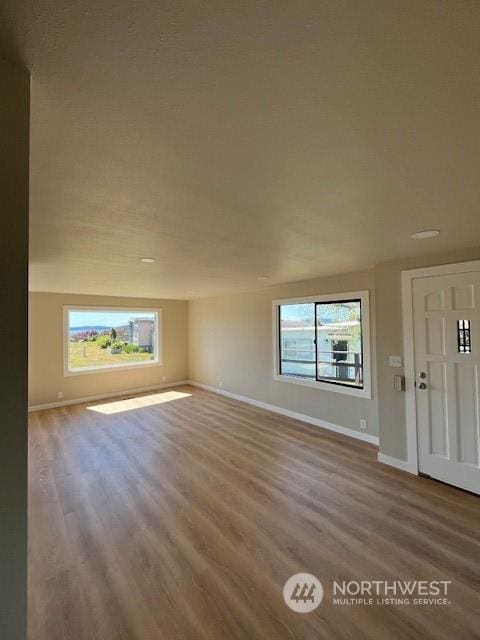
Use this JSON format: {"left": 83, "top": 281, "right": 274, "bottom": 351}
{"left": 57, "top": 391, "right": 63, "bottom": 400}
{"left": 162, "top": 376, "right": 166, "bottom": 382}
{"left": 218, "top": 381, "right": 223, "bottom": 388}
{"left": 359, "top": 419, "right": 367, "bottom": 430}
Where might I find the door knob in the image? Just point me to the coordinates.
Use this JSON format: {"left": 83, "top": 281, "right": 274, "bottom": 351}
{"left": 418, "top": 382, "right": 427, "bottom": 390}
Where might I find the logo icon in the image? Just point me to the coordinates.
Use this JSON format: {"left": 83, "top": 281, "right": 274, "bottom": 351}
{"left": 283, "top": 573, "right": 323, "bottom": 613}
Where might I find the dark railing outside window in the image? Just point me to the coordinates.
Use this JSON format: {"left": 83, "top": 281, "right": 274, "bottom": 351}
{"left": 279, "top": 299, "right": 363, "bottom": 389}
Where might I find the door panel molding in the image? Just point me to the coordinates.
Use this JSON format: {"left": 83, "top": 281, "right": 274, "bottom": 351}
{"left": 401, "top": 260, "right": 480, "bottom": 480}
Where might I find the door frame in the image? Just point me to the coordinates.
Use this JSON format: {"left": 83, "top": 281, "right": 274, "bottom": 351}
{"left": 401, "top": 259, "right": 480, "bottom": 474}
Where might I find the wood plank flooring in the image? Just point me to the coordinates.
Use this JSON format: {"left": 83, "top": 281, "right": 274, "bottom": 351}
{"left": 28, "top": 385, "right": 480, "bottom": 639}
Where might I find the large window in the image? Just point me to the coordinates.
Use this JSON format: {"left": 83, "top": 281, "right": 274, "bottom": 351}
{"left": 273, "top": 291, "right": 370, "bottom": 398}
{"left": 64, "top": 306, "right": 161, "bottom": 375}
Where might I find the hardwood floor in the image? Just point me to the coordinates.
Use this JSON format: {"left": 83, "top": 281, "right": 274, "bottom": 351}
{"left": 29, "top": 385, "right": 480, "bottom": 639}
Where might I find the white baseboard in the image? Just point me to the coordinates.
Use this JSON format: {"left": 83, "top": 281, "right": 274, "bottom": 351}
{"left": 28, "top": 380, "right": 189, "bottom": 412}
{"left": 377, "top": 453, "right": 418, "bottom": 475}
{"left": 187, "top": 380, "right": 379, "bottom": 446}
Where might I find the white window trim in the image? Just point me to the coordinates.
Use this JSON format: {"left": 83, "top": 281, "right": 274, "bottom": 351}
{"left": 63, "top": 305, "right": 163, "bottom": 377}
{"left": 272, "top": 290, "right": 371, "bottom": 399}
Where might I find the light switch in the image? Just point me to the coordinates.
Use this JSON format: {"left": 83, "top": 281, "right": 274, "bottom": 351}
{"left": 388, "top": 355, "right": 403, "bottom": 368}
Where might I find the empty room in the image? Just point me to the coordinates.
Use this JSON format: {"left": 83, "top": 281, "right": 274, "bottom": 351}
{"left": 1, "top": 2, "right": 479, "bottom": 639}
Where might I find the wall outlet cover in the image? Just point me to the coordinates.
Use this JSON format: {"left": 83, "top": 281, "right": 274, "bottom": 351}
{"left": 359, "top": 419, "right": 367, "bottom": 430}
{"left": 388, "top": 355, "right": 403, "bottom": 368}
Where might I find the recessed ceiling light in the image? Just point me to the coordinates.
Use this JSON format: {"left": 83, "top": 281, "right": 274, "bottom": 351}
{"left": 140, "top": 257, "right": 156, "bottom": 263}
{"left": 257, "top": 276, "right": 269, "bottom": 280}
{"left": 410, "top": 230, "right": 440, "bottom": 240}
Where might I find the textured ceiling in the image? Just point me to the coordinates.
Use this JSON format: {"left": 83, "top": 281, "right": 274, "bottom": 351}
{"left": 2, "top": 1, "right": 480, "bottom": 299}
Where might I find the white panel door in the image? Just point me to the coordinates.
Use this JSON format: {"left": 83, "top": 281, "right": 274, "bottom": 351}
{"left": 413, "top": 271, "right": 480, "bottom": 493}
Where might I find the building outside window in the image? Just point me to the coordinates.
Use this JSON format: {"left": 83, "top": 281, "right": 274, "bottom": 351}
{"left": 64, "top": 306, "right": 162, "bottom": 375}
{"left": 273, "top": 291, "right": 370, "bottom": 398}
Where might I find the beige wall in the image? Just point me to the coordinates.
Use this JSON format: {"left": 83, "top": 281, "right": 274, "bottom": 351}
{"left": 0, "top": 59, "right": 29, "bottom": 640}
{"left": 29, "top": 248, "right": 480, "bottom": 462}
{"left": 375, "top": 246, "right": 480, "bottom": 460}
{"left": 189, "top": 248, "right": 480, "bottom": 462}
{"left": 29, "top": 292, "right": 188, "bottom": 407}
{"left": 189, "top": 270, "right": 378, "bottom": 437}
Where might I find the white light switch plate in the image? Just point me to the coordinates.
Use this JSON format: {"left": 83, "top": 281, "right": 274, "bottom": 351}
{"left": 388, "top": 355, "right": 403, "bottom": 368}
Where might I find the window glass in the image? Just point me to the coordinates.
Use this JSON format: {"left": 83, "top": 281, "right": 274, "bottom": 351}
{"left": 67, "top": 308, "right": 158, "bottom": 372}
{"left": 316, "top": 300, "right": 363, "bottom": 388}
{"left": 278, "top": 299, "right": 363, "bottom": 389}
{"left": 279, "top": 303, "right": 316, "bottom": 379}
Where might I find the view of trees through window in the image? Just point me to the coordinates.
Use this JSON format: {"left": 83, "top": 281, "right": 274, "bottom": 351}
{"left": 67, "top": 309, "right": 158, "bottom": 371}
{"left": 279, "top": 300, "right": 363, "bottom": 388}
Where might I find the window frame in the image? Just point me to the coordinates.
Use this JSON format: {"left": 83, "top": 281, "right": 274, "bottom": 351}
{"left": 63, "top": 305, "right": 163, "bottom": 376}
{"left": 272, "top": 290, "right": 371, "bottom": 399}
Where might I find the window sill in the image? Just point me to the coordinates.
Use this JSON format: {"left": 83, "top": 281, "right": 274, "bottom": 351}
{"left": 64, "top": 359, "right": 162, "bottom": 377}
{"left": 273, "top": 373, "right": 371, "bottom": 399}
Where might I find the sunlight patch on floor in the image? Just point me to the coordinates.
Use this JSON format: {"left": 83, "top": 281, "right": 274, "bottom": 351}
{"left": 87, "top": 390, "right": 192, "bottom": 414}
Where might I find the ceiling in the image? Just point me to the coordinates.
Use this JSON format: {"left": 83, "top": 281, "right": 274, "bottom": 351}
{"left": 2, "top": 1, "right": 480, "bottom": 299}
